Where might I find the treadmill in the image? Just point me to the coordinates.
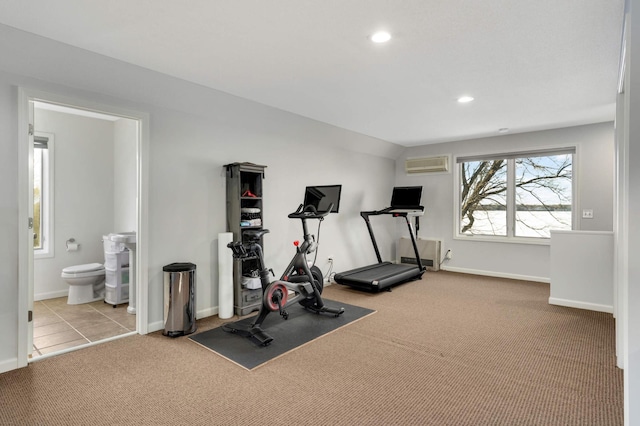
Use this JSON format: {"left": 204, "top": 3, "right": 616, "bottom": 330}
{"left": 334, "top": 186, "right": 427, "bottom": 292}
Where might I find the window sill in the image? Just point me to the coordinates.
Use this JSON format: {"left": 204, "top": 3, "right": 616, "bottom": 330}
{"left": 454, "top": 234, "right": 551, "bottom": 246}
{"left": 34, "top": 250, "right": 54, "bottom": 260}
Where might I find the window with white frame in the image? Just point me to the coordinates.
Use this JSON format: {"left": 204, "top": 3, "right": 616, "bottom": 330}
{"left": 456, "top": 147, "right": 575, "bottom": 240}
{"left": 34, "top": 132, "right": 54, "bottom": 258}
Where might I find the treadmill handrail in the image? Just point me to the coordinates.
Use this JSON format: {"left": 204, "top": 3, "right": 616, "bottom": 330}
{"left": 360, "top": 211, "right": 383, "bottom": 263}
{"left": 360, "top": 208, "right": 426, "bottom": 272}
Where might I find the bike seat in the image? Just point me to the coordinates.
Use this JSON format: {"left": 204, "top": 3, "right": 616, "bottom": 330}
{"left": 244, "top": 229, "right": 270, "bottom": 241}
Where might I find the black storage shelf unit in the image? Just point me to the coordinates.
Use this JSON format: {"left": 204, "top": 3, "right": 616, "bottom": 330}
{"left": 225, "top": 162, "right": 267, "bottom": 316}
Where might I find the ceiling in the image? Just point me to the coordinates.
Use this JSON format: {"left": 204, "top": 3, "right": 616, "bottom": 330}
{"left": 0, "top": 1, "right": 625, "bottom": 147}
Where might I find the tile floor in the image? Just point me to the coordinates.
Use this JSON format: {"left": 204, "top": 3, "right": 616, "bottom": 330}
{"left": 31, "top": 297, "right": 136, "bottom": 358}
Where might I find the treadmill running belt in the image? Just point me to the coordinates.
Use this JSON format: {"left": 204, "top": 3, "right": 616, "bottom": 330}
{"left": 334, "top": 262, "right": 422, "bottom": 292}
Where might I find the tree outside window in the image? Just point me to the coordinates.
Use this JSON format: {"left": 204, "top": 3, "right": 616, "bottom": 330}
{"left": 461, "top": 159, "right": 507, "bottom": 236}
{"left": 33, "top": 133, "right": 53, "bottom": 257}
{"left": 458, "top": 149, "right": 574, "bottom": 240}
{"left": 33, "top": 147, "right": 43, "bottom": 249}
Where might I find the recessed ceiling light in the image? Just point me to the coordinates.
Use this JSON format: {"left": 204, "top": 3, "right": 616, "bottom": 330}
{"left": 457, "top": 96, "right": 474, "bottom": 103}
{"left": 371, "top": 31, "right": 391, "bottom": 43}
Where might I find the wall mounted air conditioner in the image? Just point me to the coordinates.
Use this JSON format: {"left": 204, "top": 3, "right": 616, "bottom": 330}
{"left": 405, "top": 156, "right": 449, "bottom": 174}
{"left": 397, "top": 238, "right": 441, "bottom": 272}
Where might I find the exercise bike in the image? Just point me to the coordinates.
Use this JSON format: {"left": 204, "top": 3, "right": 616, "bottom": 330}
{"left": 224, "top": 203, "right": 345, "bottom": 346}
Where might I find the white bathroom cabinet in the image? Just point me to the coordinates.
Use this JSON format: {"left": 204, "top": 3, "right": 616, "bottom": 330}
{"left": 104, "top": 251, "right": 130, "bottom": 307}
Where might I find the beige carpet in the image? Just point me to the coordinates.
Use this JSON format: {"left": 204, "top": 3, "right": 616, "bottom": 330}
{"left": 0, "top": 271, "right": 622, "bottom": 425}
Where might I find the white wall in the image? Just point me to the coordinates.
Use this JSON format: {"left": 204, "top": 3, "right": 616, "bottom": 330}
{"left": 0, "top": 63, "right": 20, "bottom": 374}
{"left": 622, "top": 1, "right": 640, "bottom": 423}
{"left": 33, "top": 109, "right": 116, "bottom": 300}
{"left": 113, "top": 118, "right": 137, "bottom": 233}
{"left": 549, "top": 230, "right": 614, "bottom": 312}
{"left": 394, "top": 122, "right": 614, "bottom": 282}
{"left": 0, "top": 24, "right": 402, "bottom": 372}
{"left": 146, "top": 108, "right": 396, "bottom": 321}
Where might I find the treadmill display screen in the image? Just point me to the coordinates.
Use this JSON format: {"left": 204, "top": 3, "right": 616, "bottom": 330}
{"left": 390, "top": 186, "right": 422, "bottom": 209}
{"left": 303, "top": 185, "right": 342, "bottom": 213}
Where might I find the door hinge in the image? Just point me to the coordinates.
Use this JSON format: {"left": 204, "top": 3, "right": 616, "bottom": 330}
{"left": 28, "top": 217, "right": 33, "bottom": 229}
{"left": 28, "top": 123, "right": 34, "bottom": 136}
{"left": 28, "top": 310, "right": 33, "bottom": 322}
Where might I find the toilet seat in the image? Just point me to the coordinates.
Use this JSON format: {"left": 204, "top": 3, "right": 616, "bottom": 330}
{"left": 62, "top": 263, "right": 105, "bottom": 278}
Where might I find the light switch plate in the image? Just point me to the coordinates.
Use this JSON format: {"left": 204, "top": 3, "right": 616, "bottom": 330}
{"left": 582, "top": 209, "right": 594, "bottom": 219}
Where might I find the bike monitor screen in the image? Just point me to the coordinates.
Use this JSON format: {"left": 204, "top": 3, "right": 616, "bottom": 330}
{"left": 303, "top": 185, "right": 342, "bottom": 213}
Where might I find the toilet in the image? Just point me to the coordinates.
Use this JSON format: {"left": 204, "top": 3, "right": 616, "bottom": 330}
{"left": 61, "top": 263, "right": 106, "bottom": 305}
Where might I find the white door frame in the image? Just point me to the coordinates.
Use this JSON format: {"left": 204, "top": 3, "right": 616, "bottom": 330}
{"left": 17, "top": 87, "right": 149, "bottom": 366}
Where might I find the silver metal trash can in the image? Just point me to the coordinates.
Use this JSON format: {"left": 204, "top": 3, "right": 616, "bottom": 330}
{"left": 163, "top": 262, "right": 197, "bottom": 337}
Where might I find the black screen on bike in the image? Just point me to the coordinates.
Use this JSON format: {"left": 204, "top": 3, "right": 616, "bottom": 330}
{"left": 303, "top": 184, "right": 342, "bottom": 213}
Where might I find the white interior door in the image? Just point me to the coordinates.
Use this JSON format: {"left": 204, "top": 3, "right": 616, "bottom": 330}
{"left": 28, "top": 100, "right": 35, "bottom": 357}
{"left": 17, "top": 89, "right": 35, "bottom": 367}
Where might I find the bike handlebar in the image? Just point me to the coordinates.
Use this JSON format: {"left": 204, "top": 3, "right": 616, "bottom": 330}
{"left": 287, "top": 203, "right": 333, "bottom": 219}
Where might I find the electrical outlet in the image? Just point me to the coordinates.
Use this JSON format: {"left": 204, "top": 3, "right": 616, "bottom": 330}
{"left": 445, "top": 250, "right": 452, "bottom": 260}
{"left": 328, "top": 255, "right": 334, "bottom": 262}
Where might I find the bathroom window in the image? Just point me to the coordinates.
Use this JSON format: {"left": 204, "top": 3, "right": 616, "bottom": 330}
{"left": 34, "top": 132, "right": 54, "bottom": 258}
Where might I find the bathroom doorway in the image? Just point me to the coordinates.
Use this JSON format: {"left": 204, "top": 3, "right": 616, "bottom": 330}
{"left": 17, "top": 89, "right": 149, "bottom": 364}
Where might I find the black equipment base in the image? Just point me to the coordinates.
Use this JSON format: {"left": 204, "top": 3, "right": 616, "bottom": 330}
{"left": 334, "top": 261, "right": 424, "bottom": 292}
{"left": 189, "top": 299, "right": 375, "bottom": 370}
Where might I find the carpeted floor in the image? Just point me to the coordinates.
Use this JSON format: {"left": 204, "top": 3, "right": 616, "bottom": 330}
{"left": 0, "top": 271, "right": 623, "bottom": 425}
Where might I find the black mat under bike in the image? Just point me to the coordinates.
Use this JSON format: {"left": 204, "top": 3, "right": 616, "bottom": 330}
{"left": 224, "top": 204, "right": 344, "bottom": 346}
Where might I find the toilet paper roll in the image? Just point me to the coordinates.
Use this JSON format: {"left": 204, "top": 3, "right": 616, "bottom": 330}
{"left": 66, "top": 243, "right": 79, "bottom": 252}
{"left": 218, "top": 232, "right": 234, "bottom": 319}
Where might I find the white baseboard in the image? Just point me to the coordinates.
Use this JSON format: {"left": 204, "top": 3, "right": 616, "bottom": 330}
{"left": 548, "top": 297, "right": 613, "bottom": 313}
{"left": 440, "top": 266, "right": 550, "bottom": 283}
{"left": 34, "top": 289, "right": 68, "bottom": 301}
{"left": 0, "top": 358, "right": 18, "bottom": 374}
{"left": 148, "top": 321, "right": 164, "bottom": 333}
{"left": 429, "top": 267, "right": 611, "bottom": 314}
{"left": 197, "top": 306, "right": 219, "bottom": 319}
{"left": 148, "top": 306, "right": 220, "bottom": 335}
